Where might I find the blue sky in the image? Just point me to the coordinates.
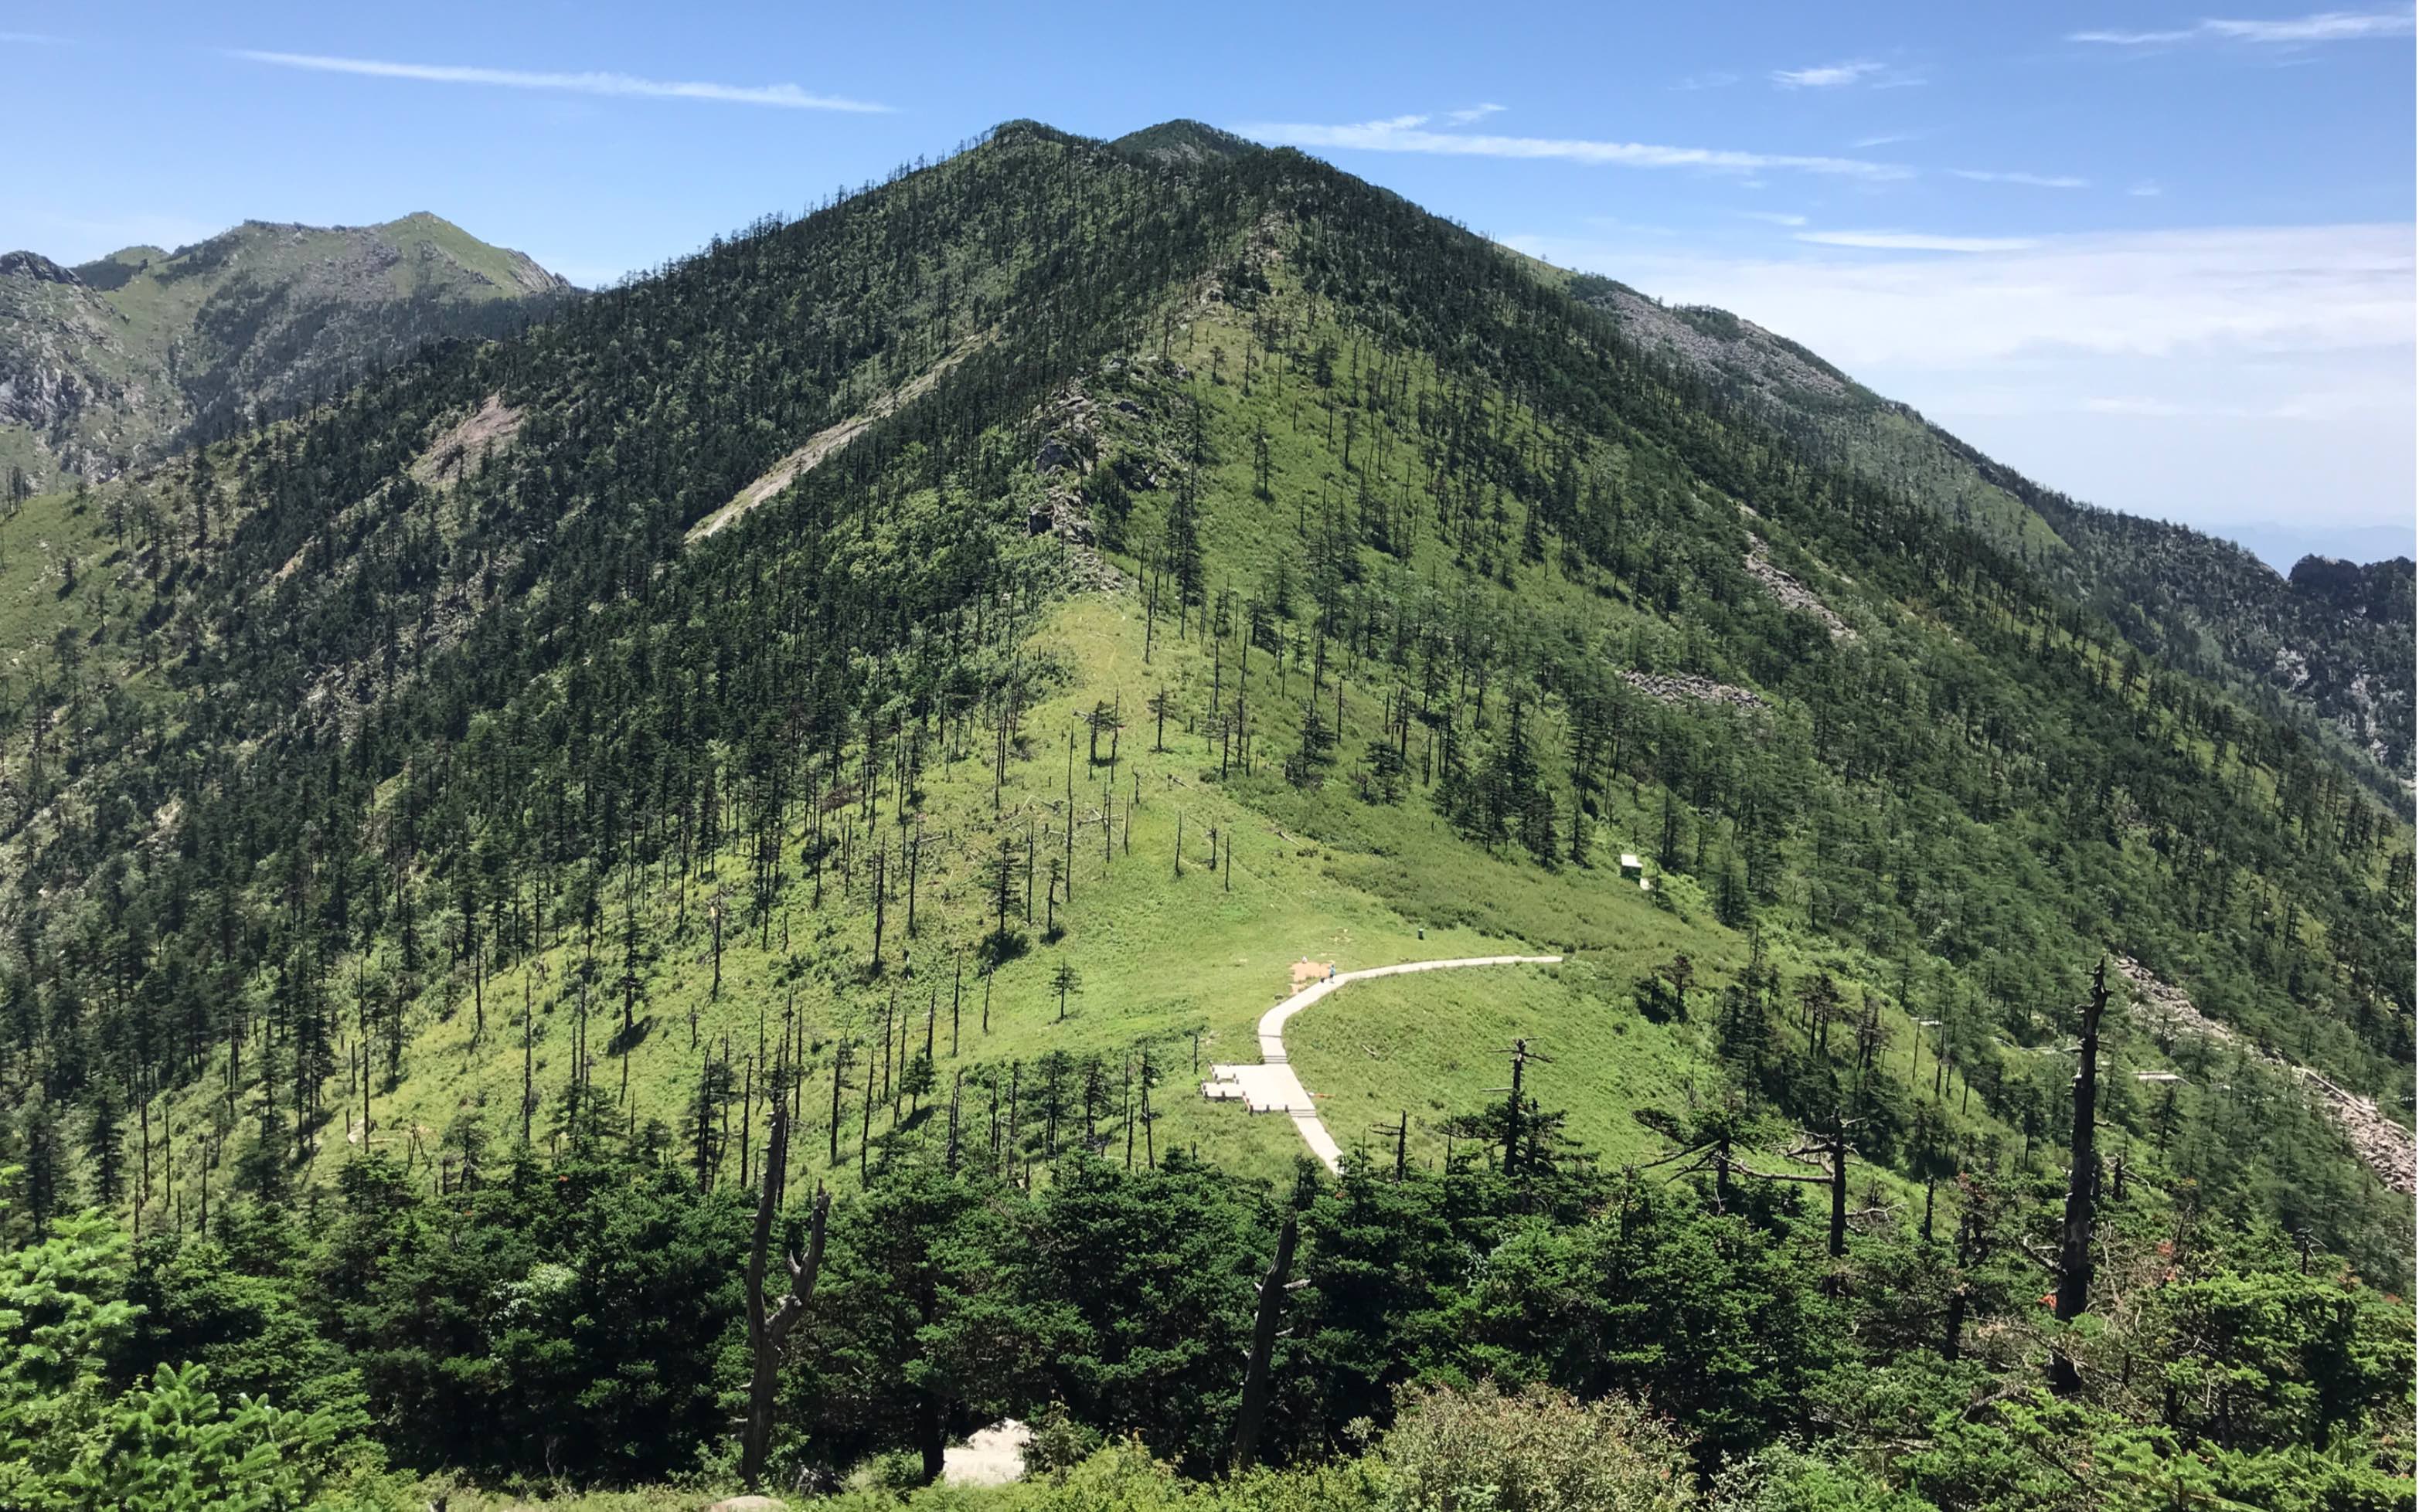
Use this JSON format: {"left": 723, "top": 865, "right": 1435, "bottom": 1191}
{"left": 7, "top": 3, "right": 2412, "bottom": 564}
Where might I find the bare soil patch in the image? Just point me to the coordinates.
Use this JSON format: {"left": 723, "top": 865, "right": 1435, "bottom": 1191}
{"left": 412, "top": 392, "right": 522, "bottom": 486}
{"left": 1290, "top": 959, "right": 1336, "bottom": 990}
{"left": 689, "top": 340, "right": 980, "bottom": 545}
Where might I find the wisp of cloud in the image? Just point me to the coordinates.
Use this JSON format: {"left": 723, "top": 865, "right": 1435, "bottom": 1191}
{"left": 227, "top": 50, "right": 893, "bottom": 113}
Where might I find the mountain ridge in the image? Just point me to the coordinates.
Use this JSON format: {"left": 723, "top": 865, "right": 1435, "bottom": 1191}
{"left": 1557, "top": 269, "right": 2415, "bottom": 789}
{"left": 0, "top": 211, "right": 573, "bottom": 491}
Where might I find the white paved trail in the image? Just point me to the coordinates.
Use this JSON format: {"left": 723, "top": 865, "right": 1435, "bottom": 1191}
{"left": 1201, "top": 954, "right": 1563, "bottom": 1172}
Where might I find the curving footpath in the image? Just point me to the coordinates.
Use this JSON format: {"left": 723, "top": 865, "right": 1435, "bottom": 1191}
{"left": 1201, "top": 954, "right": 1563, "bottom": 1172}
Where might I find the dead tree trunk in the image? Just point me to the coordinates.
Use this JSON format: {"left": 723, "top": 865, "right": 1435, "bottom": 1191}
{"left": 2049, "top": 960, "right": 2109, "bottom": 1395}
{"left": 1943, "top": 1201, "right": 1975, "bottom": 1364}
{"left": 1227, "top": 1215, "right": 1299, "bottom": 1475}
{"left": 1737, "top": 1123, "right": 1852, "bottom": 1268}
{"left": 742, "top": 1103, "right": 831, "bottom": 1489}
{"left": 1825, "top": 1120, "right": 1848, "bottom": 1259}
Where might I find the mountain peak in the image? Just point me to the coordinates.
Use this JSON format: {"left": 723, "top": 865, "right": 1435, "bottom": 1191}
{"left": 1108, "top": 119, "right": 1260, "bottom": 166}
{"left": 0, "top": 250, "right": 80, "bottom": 285}
{"left": 2, "top": 211, "right": 572, "bottom": 477}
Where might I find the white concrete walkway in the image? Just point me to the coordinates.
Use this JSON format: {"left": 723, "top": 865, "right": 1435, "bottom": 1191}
{"left": 1202, "top": 954, "right": 1563, "bottom": 1172}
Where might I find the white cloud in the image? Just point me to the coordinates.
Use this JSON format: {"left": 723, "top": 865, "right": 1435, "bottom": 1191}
{"left": 1774, "top": 59, "right": 1926, "bottom": 89}
{"left": 1772, "top": 59, "right": 1884, "bottom": 87}
{"left": 2207, "top": 9, "right": 2414, "bottom": 39}
{"left": 2129, "top": 181, "right": 2164, "bottom": 197}
{"left": 2071, "top": 25, "right": 2213, "bottom": 42}
{"left": 1499, "top": 221, "right": 2415, "bottom": 532}
{"left": 2070, "top": 9, "right": 2414, "bottom": 44}
{"left": 1740, "top": 211, "right": 1810, "bottom": 226}
{"left": 1512, "top": 222, "right": 2413, "bottom": 368}
{"left": 2, "top": 30, "right": 69, "bottom": 43}
{"left": 1235, "top": 114, "right": 1911, "bottom": 180}
{"left": 1953, "top": 168, "right": 2091, "bottom": 189}
{"left": 1444, "top": 103, "right": 1507, "bottom": 124}
{"left": 1797, "top": 229, "right": 2042, "bottom": 251}
{"left": 226, "top": 50, "right": 893, "bottom": 112}
{"left": 1852, "top": 131, "right": 1922, "bottom": 148}
{"left": 1675, "top": 70, "right": 1741, "bottom": 90}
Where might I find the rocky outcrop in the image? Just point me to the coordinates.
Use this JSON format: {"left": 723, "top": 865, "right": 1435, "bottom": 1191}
{"left": 1027, "top": 381, "right": 1101, "bottom": 545}
{"left": 1570, "top": 275, "right": 1853, "bottom": 405}
{"left": 0, "top": 252, "right": 80, "bottom": 285}
{"left": 0, "top": 359, "right": 98, "bottom": 434}
{"left": 0, "top": 260, "right": 118, "bottom": 442}
{"left": 2114, "top": 956, "right": 2414, "bottom": 1195}
{"left": 1619, "top": 670, "right": 1768, "bottom": 710}
{"left": 411, "top": 392, "right": 523, "bottom": 487}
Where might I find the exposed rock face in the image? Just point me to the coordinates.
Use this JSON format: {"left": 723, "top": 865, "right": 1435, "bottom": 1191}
{"left": 2270, "top": 646, "right": 2312, "bottom": 693}
{"left": 411, "top": 392, "right": 524, "bottom": 487}
{"left": 1028, "top": 381, "right": 1101, "bottom": 545}
{"left": 1618, "top": 669, "right": 1768, "bottom": 710}
{"left": 0, "top": 257, "right": 131, "bottom": 463}
{"left": 1574, "top": 275, "right": 1854, "bottom": 406}
{"left": 0, "top": 213, "right": 573, "bottom": 482}
{"left": 0, "top": 358, "right": 99, "bottom": 433}
{"left": 2114, "top": 956, "right": 2414, "bottom": 1195}
{"left": 0, "top": 252, "right": 79, "bottom": 284}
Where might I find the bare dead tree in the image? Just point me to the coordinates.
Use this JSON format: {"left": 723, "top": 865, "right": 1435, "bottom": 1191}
{"left": 1737, "top": 1116, "right": 1855, "bottom": 1260}
{"left": 2048, "top": 959, "right": 2109, "bottom": 1395}
{"left": 741, "top": 1102, "right": 831, "bottom": 1489}
{"left": 1227, "top": 1214, "right": 1303, "bottom": 1474}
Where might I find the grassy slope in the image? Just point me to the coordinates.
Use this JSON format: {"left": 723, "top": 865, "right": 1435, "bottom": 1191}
{"left": 281, "top": 586, "right": 1660, "bottom": 1194}
{"left": 1284, "top": 962, "right": 1705, "bottom": 1172}
{"left": 0, "top": 488, "right": 116, "bottom": 653}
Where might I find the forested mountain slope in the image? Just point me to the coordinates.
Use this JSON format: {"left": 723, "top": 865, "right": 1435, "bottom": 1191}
{"left": 0, "top": 212, "right": 572, "bottom": 491}
{"left": 1569, "top": 274, "right": 2417, "bottom": 793}
{"left": 0, "top": 121, "right": 2409, "bottom": 1507}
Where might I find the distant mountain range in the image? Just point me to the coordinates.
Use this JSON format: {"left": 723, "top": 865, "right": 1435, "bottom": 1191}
{"left": 1565, "top": 274, "right": 2414, "bottom": 789}
{"left": 0, "top": 212, "right": 572, "bottom": 488}
{"left": 2215, "top": 520, "right": 2415, "bottom": 576}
